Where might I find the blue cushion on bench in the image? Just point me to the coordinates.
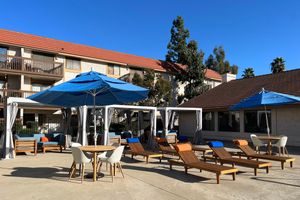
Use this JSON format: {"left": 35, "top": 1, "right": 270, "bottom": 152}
{"left": 127, "top": 138, "right": 140, "bottom": 143}
{"left": 38, "top": 141, "right": 59, "bottom": 147}
{"left": 208, "top": 141, "right": 224, "bottom": 148}
{"left": 33, "top": 134, "right": 45, "bottom": 141}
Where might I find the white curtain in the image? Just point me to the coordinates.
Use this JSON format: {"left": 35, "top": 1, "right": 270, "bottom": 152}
{"left": 1, "top": 103, "right": 18, "bottom": 159}
{"left": 138, "top": 111, "right": 144, "bottom": 137}
{"left": 169, "top": 110, "right": 175, "bottom": 130}
{"left": 159, "top": 110, "right": 166, "bottom": 136}
{"left": 62, "top": 108, "right": 72, "bottom": 147}
{"left": 76, "top": 106, "right": 87, "bottom": 145}
{"left": 193, "top": 110, "right": 202, "bottom": 144}
{"left": 125, "top": 110, "right": 132, "bottom": 131}
{"left": 104, "top": 107, "right": 114, "bottom": 145}
{"left": 148, "top": 110, "right": 156, "bottom": 148}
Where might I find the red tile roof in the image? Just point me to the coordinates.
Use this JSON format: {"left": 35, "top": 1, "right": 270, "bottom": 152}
{"left": 181, "top": 69, "right": 300, "bottom": 110}
{"left": 0, "top": 29, "right": 219, "bottom": 80}
{"left": 204, "top": 69, "right": 222, "bottom": 81}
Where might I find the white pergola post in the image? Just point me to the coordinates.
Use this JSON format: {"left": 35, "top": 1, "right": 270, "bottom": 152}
{"left": 164, "top": 108, "right": 168, "bottom": 137}
{"left": 82, "top": 105, "right": 87, "bottom": 146}
{"left": 104, "top": 106, "right": 109, "bottom": 145}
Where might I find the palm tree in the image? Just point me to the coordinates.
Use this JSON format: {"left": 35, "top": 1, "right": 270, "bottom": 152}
{"left": 242, "top": 68, "right": 255, "bottom": 78}
{"left": 271, "top": 57, "right": 285, "bottom": 73}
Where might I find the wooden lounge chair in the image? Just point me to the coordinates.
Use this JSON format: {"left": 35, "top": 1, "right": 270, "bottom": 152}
{"left": 155, "top": 137, "right": 177, "bottom": 156}
{"left": 208, "top": 141, "right": 271, "bottom": 176}
{"left": 170, "top": 143, "right": 238, "bottom": 184}
{"left": 127, "top": 138, "right": 162, "bottom": 163}
{"left": 233, "top": 139, "right": 295, "bottom": 170}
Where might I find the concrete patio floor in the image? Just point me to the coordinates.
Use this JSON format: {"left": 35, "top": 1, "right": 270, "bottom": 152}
{"left": 1, "top": 149, "right": 300, "bottom": 200}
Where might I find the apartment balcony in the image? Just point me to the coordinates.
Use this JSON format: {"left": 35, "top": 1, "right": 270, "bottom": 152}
{"left": 0, "top": 54, "right": 63, "bottom": 80}
{"left": 0, "top": 89, "right": 36, "bottom": 105}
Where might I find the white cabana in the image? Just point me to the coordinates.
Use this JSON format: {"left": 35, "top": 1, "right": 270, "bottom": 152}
{"left": 102, "top": 105, "right": 157, "bottom": 146}
{"left": 157, "top": 107, "right": 202, "bottom": 143}
{"left": 0, "top": 97, "right": 61, "bottom": 159}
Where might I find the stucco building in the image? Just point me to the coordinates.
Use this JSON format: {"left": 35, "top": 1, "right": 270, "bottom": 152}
{"left": 0, "top": 29, "right": 222, "bottom": 132}
{"left": 179, "top": 69, "right": 300, "bottom": 146}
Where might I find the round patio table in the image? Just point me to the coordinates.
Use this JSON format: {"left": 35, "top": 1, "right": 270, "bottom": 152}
{"left": 80, "top": 145, "right": 116, "bottom": 182}
{"left": 256, "top": 136, "right": 281, "bottom": 155}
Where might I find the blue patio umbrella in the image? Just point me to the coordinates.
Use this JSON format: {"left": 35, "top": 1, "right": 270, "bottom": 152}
{"left": 28, "top": 71, "right": 149, "bottom": 144}
{"left": 231, "top": 88, "right": 300, "bottom": 135}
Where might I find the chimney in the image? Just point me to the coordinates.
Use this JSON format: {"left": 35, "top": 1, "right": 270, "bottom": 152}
{"left": 222, "top": 73, "right": 236, "bottom": 83}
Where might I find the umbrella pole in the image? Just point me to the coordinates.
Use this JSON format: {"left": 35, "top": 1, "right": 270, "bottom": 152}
{"left": 264, "top": 105, "right": 270, "bottom": 137}
{"left": 93, "top": 93, "right": 97, "bottom": 146}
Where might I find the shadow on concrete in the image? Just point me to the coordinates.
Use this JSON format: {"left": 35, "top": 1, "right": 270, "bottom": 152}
{"left": 3, "top": 166, "right": 72, "bottom": 182}
{"left": 122, "top": 163, "right": 229, "bottom": 184}
{"left": 251, "top": 176, "right": 300, "bottom": 188}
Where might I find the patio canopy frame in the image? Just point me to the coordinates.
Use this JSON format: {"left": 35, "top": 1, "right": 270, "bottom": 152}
{"left": 157, "top": 107, "right": 203, "bottom": 143}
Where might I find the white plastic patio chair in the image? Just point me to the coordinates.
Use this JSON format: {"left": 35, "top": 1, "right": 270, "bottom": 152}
{"left": 97, "top": 143, "right": 121, "bottom": 172}
{"left": 250, "top": 134, "right": 267, "bottom": 153}
{"left": 69, "top": 147, "right": 92, "bottom": 183}
{"left": 273, "top": 136, "right": 289, "bottom": 156}
{"left": 100, "top": 145, "right": 125, "bottom": 182}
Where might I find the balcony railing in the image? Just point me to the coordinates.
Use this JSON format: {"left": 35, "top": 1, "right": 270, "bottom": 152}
{"left": 0, "top": 54, "right": 63, "bottom": 78}
{"left": 0, "top": 89, "right": 36, "bottom": 104}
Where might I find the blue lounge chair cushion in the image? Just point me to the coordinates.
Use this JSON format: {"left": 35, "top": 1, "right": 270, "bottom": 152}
{"left": 208, "top": 141, "right": 224, "bottom": 148}
{"left": 127, "top": 138, "right": 140, "bottom": 143}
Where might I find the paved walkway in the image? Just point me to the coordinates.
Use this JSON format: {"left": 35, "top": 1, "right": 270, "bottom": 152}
{"left": 0, "top": 148, "right": 300, "bottom": 200}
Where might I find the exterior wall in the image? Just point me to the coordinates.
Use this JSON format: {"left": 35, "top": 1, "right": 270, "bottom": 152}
{"left": 272, "top": 106, "right": 300, "bottom": 146}
{"left": 120, "top": 66, "right": 130, "bottom": 77}
{"left": 81, "top": 60, "right": 107, "bottom": 74}
{"left": 22, "top": 76, "right": 31, "bottom": 91}
{"left": 179, "top": 107, "right": 300, "bottom": 146}
{"left": 179, "top": 111, "right": 197, "bottom": 137}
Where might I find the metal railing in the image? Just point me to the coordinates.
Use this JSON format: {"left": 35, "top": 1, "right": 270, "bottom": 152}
{"left": 0, "top": 54, "right": 63, "bottom": 77}
{"left": 0, "top": 89, "right": 36, "bottom": 104}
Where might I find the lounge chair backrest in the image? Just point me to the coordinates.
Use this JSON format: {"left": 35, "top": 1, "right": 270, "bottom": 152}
{"left": 155, "top": 137, "right": 174, "bottom": 151}
{"left": 233, "top": 139, "right": 256, "bottom": 156}
{"left": 127, "top": 138, "right": 145, "bottom": 153}
{"left": 208, "top": 141, "right": 232, "bottom": 159}
{"left": 174, "top": 143, "right": 199, "bottom": 164}
{"left": 239, "top": 145, "right": 257, "bottom": 156}
{"left": 130, "top": 143, "right": 145, "bottom": 153}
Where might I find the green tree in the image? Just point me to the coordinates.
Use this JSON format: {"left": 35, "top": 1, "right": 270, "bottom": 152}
{"left": 166, "top": 16, "right": 190, "bottom": 64}
{"left": 131, "top": 70, "right": 172, "bottom": 106}
{"left": 154, "top": 75, "right": 172, "bottom": 106}
{"left": 205, "top": 54, "right": 218, "bottom": 70}
{"left": 271, "top": 57, "right": 285, "bottom": 73}
{"left": 242, "top": 68, "right": 255, "bottom": 78}
{"left": 131, "top": 73, "right": 143, "bottom": 86}
{"left": 205, "top": 46, "right": 238, "bottom": 75}
{"left": 179, "top": 40, "right": 206, "bottom": 100}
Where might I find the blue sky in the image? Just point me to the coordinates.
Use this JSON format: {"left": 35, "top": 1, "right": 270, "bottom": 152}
{"left": 1, "top": 0, "right": 299, "bottom": 77}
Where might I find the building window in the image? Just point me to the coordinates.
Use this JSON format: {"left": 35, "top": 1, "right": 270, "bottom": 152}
{"left": 32, "top": 52, "right": 54, "bottom": 69}
{"left": 66, "top": 58, "right": 80, "bottom": 70}
{"left": 0, "top": 47, "right": 7, "bottom": 62}
{"left": 218, "top": 111, "right": 240, "bottom": 132}
{"left": 203, "top": 112, "right": 215, "bottom": 131}
{"left": 108, "top": 64, "right": 120, "bottom": 76}
{"left": 32, "top": 84, "right": 50, "bottom": 92}
{"left": 244, "top": 110, "right": 271, "bottom": 133}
